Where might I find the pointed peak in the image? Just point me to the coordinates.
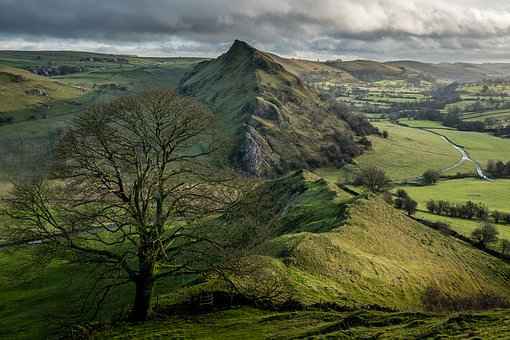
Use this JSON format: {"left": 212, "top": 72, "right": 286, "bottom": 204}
{"left": 226, "top": 40, "right": 257, "bottom": 56}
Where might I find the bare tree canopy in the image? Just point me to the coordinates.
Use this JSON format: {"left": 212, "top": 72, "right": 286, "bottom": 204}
{"left": 2, "top": 90, "right": 248, "bottom": 321}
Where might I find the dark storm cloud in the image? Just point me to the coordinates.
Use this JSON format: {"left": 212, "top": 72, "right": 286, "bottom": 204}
{"left": 2, "top": 0, "right": 510, "bottom": 62}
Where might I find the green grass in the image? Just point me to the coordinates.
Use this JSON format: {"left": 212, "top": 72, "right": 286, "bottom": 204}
{"left": 463, "top": 109, "right": 510, "bottom": 122}
{"left": 3, "top": 172, "right": 510, "bottom": 338}
{"left": 94, "top": 307, "right": 510, "bottom": 339}
{"left": 263, "top": 194, "right": 510, "bottom": 310}
{"left": 428, "top": 129, "right": 510, "bottom": 165}
{"left": 0, "top": 66, "right": 83, "bottom": 114}
{"left": 0, "top": 249, "right": 131, "bottom": 339}
{"left": 399, "top": 179, "right": 510, "bottom": 213}
{"left": 399, "top": 119, "right": 453, "bottom": 129}
{"left": 415, "top": 211, "right": 510, "bottom": 242}
{"left": 318, "top": 121, "right": 462, "bottom": 181}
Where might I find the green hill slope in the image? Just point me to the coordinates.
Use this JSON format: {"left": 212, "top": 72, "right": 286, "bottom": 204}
{"left": 0, "top": 65, "right": 82, "bottom": 115}
{"left": 178, "top": 40, "right": 371, "bottom": 177}
{"left": 90, "top": 171, "right": 510, "bottom": 339}
{"left": 246, "top": 172, "right": 510, "bottom": 310}
{"left": 2, "top": 171, "right": 510, "bottom": 338}
{"left": 180, "top": 171, "right": 510, "bottom": 311}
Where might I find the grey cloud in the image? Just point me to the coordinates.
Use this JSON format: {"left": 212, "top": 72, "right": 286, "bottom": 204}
{"left": 1, "top": 0, "right": 510, "bottom": 62}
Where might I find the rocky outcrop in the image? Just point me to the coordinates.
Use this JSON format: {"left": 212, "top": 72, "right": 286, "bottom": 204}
{"left": 239, "top": 126, "right": 281, "bottom": 177}
{"left": 254, "top": 97, "right": 281, "bottom": 122}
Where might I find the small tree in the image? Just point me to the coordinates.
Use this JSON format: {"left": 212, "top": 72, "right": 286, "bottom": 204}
{"left": 394, "top": 190, "right": 418, "bottom": 216}
{"left": 422, "top": 169, "right": 441, "bottom": 185}
{"left": 471, "top": 222, "right": 499, "bottom": 248}
{"left": 403, "top": 198, "right": 418, "bottom": 216}
{"left": 354, "top": 166, "right": 391, "bottom": 193}
{"left": 500, "top": 239, "right": 510, "bottom": 255}
{"left": 426, "top": 200, "right": 437, "bottom": 214}
{"left": 492, "top": 210, "right": 504, "bottom": 224}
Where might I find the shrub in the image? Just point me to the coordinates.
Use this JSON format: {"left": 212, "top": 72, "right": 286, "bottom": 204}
{"left": 471, "top": 222, "right": 499, "bottom": 248}
{"left": 353, "top": 167, "right": 391, "bottom": 193}
{"left": 422, "top": 169, "right": 440, "bottom": 185}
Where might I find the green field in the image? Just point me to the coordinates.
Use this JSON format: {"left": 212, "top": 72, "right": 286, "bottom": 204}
{"left": 429, "top": 129, "right": 510, "bottom": 165}
{"left": 0, "top": 65, "right": 83, "bottom": 114}
{"left": 416, "top": 211, "right": 510, "bottom": 242}
{"left": 400, "top": 179, "right": 510, "bottom": 213}
{"left": 463, "top": 109, "right": 510, "bottom": 122}
{"left": 399, "top": 119, "right": 453, "bottom": 129}
{"left": 319, "top": 121, "right": 463, "bottom": 182}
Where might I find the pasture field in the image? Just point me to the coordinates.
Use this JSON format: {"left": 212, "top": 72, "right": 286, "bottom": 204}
{"left": 400, "top": 179, "right": 510, "bottom": 213}
{"left": 429, "top": 129, "right": 510, "bottom": 164}
{"left": 318, "top": 121, "right": 462, "bottom": 182}
{"left": 415, "top": 211, "right": 510, "bottom": 242}
{"left": 398, "top": 119, "right": 453, "bottom": 129}
{"left": 0, "top": 66, "right": 83, "bottom": 114}
{"left": 463, "top": 109, "right": 510, "bottom": 123}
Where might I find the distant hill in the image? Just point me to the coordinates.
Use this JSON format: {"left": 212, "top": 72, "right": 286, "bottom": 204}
{"left": 325, "top": 59, "right": 414, "bottom": 82}
{"left": 319, "top": 59, "right": 510, "bottom": 83}
{"left": 387, "top": 61, "right": 510, "bottom": 83}
{"left": 0, "top": 65, "right": 82, "bottom": 115}
{"left": 178, "top": 40, "right": 374, "bottom": 176}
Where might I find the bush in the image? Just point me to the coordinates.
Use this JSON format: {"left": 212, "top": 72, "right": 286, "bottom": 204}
{"left": 422, "top": 169, "right": 440, "bottom": 185}
{"left": 500, "top": 239, "right": 510, "bottom": 255}
{"left": 353, "top": 167, "right": 391, "bottom": 193}
{"left": 471, "top": 222, "right": 499, "bottom": 248}
{"left": 394, "top": 190, "right": 418, "bottom": 216}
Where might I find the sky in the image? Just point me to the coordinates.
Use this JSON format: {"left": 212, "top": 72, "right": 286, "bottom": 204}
{"left": 2, "top": 0, "right": 510, "bottom": 62}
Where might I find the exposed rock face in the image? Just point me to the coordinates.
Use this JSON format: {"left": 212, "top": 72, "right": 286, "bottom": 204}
{"left": 240, "top": 126, "right": 281, "bottom": 177}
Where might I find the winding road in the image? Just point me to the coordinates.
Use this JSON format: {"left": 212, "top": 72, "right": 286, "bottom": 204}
{"left": 396, "top": 121, "right": 492, "bottom": 182}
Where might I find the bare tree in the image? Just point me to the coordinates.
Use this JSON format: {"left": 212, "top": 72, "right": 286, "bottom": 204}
{"left": 354, "top": 166, "right": 391, "bottom": 193}
{"left": 2, "top": 90, "right": 247, "bottom": 321}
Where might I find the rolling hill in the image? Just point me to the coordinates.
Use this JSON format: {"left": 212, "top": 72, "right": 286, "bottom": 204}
{"left": 249, "top": 171, "right": 510, "bottom": 310}
{"left": 0, "top": 65, "right": 83, "bottom": 116}
{"left": 178, "top": 40, "right": 374, "bottom": 177}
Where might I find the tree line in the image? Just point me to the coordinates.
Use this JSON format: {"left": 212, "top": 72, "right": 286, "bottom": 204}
{"left": 426, "top": 199, "right": 510, "bottom": 224}
{"left": 486, "top": 160, "right": 510, "bottom": 178}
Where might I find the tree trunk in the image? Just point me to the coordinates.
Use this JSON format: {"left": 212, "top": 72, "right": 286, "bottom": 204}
{"left": 131, "top": 258, "right": 155, "bottom": 321}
